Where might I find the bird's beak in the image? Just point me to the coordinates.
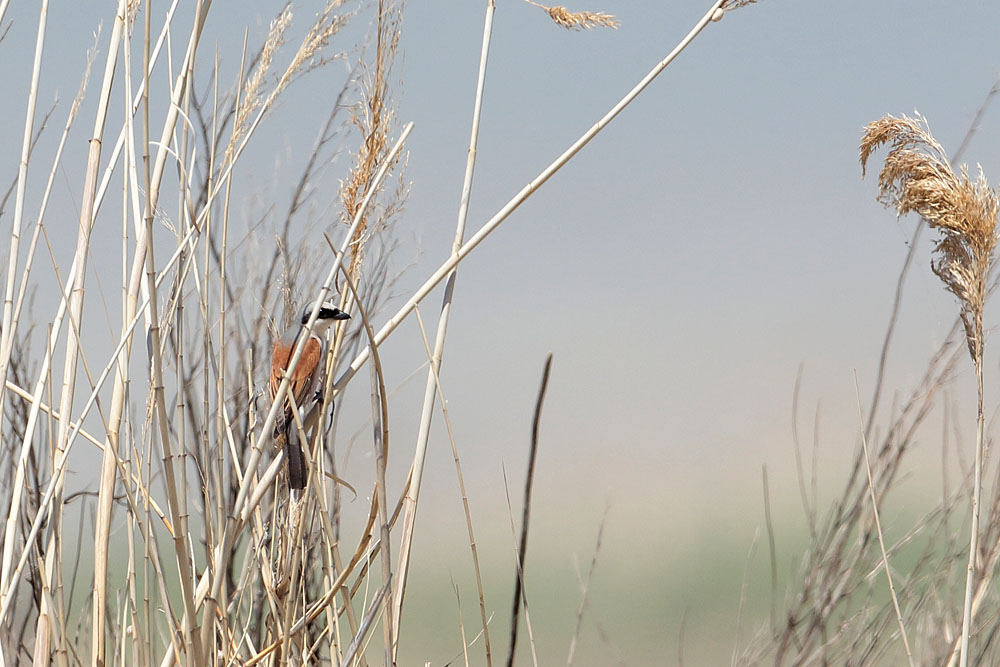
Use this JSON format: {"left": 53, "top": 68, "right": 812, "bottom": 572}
{"left": 319, "top": 306, "right": 351, "bottom": 321}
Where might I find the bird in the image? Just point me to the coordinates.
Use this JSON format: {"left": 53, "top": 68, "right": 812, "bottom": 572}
{"left": 269, "top": 300, "right": 350, "bottom": 490}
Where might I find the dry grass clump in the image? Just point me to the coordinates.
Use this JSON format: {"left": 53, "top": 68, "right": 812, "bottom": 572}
{"left": 0, "top": 0, "right": 751, "bottom": 663}
{"left": 523, "top": 0, "right": 619, "bottom": 30}
{"left": 741, "top": 112, "right": 1000, "bottom": 667}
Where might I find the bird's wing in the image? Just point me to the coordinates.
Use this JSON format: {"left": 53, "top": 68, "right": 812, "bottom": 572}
{"left": 270, "top": 336, "right": 322, "bottom": 409}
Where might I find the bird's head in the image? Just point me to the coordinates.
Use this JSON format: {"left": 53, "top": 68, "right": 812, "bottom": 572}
{"left": 300, "top": 300, "right": 351, "bottom": 334}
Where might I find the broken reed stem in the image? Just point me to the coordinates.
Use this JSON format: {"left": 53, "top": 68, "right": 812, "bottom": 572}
{"left": 854, "top": 372, "right": 915, "bottom": 667}
{"left": 507, "top": 354, "right": 552, "bottom": 667}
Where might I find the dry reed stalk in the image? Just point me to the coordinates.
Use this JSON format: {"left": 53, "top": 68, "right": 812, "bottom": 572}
{"left": 91, "top": 11, "right": 140, "bottom": 664}
{"left": 720, "top": 0, "right": 757, "bottom": 11}
{"left": 330, "top": 0, "right": 404, "bottom": 413}
{"left": 222, "top": 0, "right": 349, "bottom": 186}
{"left": 7, "top": 31, "right": 97, "bottom": 369}
{"left": 0, "top": 0, "right": 49, "bottom": 447}
{"left": 241, "top": 498, "right": 379, "bottom": 666}
{"left": 861, "top": 113, "right": 999, "bottom": 667}
{"left": 92, "top": 0, "right": 181, "bottom": 222}
{"left": 865, "top": 80, "right": 1000, "bottom": 447}
{"left": 506, "top": 354, "right": 552, "bottom": 667}
{"left": 339, "top": 0, "right": 400, "bottom": 245}
{"left": 0, "top": 0, "right": 52, "bottom": 620}
{"left": 89, "top": 1, "right": 213, "bottom": 661}
{"left": 319, "top": 39, "right": 408, "bottom": 643}
{"left": 757, "top": 96, "right": 1000, "bottom": 665}
{"left": 408, "top": 304, "right": 491, "bottom": 655}
{"left": 11, "top": 3, "right": 127, "bottom": 661}
{"left": 502, "top": 469, "right": 540, "bottom": 667}
{"left": 339, "top": 269, "right": 394, "bottom": 666}
{"left": 226, "top": 4, "right": 291, "bottom": 168}
{"left": 764, "top": 320, "right": 963, "bottom": 663}
{"left": 565, "top": 503, "right": 609, "bottom": 666}
{"left": 0, "top": 207, "right": 210, "bottom": 628}
{"left": 853, "top": 372, "right": 916, "bottom": 666}
{"left": 393, "top": 2, "right": 494, "bottom": 661}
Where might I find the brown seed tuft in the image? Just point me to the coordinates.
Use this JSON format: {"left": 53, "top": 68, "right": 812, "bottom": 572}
{"left": 522, "top": 1, "right": 619, "bottom": 30}
{"left": 860, "top": 114, "right": 999, "bottom": 360}
{"left": 546, "top": 6, "right": 619, "bottom": 30}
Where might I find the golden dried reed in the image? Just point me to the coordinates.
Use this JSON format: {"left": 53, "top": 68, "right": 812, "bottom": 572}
{"left": 862, "top": 113, "right": 999, "bottom": 667}
{"left": 861, "top": 114, "right": 998, "bottom": 359}
{"left": 522, "top": 0, "right": 618, "bottom": 30}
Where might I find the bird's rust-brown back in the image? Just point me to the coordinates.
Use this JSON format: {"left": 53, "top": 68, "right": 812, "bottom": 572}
{"left": 270, "top": 336, "right": 322, "bottom": 407}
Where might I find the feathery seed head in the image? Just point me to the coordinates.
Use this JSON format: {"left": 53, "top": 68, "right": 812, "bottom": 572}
{"left": 861, "top": 114, "right": 999, "bottom": 360}
{"left": 545, "top": 6, "right": 619, "bottom": 30}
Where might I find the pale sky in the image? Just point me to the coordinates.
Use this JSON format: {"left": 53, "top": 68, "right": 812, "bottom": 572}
{"left": 3, "top": 1, "right": 1000, "bottom": 663}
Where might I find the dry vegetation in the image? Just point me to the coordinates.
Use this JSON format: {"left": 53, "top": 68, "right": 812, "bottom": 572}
{"left": 10, "top": 1, "right": 1000, "bottom": 667}
{"left": 731, "top": 116, "right": 1000, "bottom": 666}
{"left": 0, "top": 0, "right": 743, "bottom": 665}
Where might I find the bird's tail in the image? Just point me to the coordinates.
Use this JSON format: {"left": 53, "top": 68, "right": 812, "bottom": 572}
{"left": 276, "top": 411, "right": 307, "bottom": 490}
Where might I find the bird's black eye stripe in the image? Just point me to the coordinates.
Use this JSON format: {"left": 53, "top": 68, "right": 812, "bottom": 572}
{"left": 300, "top": 304, "right": 349, "bottom": 325}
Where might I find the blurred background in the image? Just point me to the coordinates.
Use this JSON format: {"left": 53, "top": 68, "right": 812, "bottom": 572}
{"left": 4, "top": 0, "right": 1000, "bottom": 664}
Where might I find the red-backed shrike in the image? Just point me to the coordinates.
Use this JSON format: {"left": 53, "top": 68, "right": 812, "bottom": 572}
{"left": 269, "top": 300, "right": 350, "bottom": 490}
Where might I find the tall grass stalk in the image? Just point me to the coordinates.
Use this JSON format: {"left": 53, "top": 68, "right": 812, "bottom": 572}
{"left": 412, "top": 305, "right": 494, "bottom": 665}
{"left": 0, "top": 0, "right": 48, "bottom": 446}
{"left": 0, "top": 0, "right": 50, "bottom": 606}
{"left": 393, "top": 1, "right": 496, "bottom": 660}
{"left": 854, "top": 372, "right": 915, "bottom": 666}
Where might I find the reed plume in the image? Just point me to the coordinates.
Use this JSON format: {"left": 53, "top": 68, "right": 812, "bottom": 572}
{"left": 861, "top": 113, "right": 999, "bottom": 667}
{"left": 523, "top": 0, "right": 619, "bottom": 30}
